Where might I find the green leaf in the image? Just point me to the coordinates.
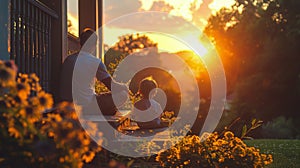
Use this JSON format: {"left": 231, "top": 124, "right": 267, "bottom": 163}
{"left": 242, "top": 125, "right": 247, "bottom": 138}
{"left": 251, "top": 118, "right": 257, "bottom": 126}
{"left": 127, "top": 159, "right": 135, "bottom": 167}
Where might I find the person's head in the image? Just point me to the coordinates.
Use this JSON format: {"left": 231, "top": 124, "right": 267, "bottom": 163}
{"left": 138, "top": 77, "right": 158, "bottom": 99}
{"left": 80, "top": 28, "right": 98, "bottom": 54}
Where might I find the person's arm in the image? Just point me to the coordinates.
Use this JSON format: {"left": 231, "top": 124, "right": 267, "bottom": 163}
{"left": 96, "top": 62, "right": 128, "bottom": 92}
{"left": 100, "top": 76, "right": 112, "bottom": 90}
{"left": 96, "top": 61, "right": 111, "bottom": 85}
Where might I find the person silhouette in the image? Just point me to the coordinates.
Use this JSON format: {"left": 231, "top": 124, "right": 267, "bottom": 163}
{"left": 60, "top": 28, "right": 128, "bottom": 115}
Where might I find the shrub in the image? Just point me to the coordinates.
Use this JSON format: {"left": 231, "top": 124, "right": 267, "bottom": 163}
{"left": 0, "top": 60, "right": 101, "bottom": 167}
{"left": 261, "top": 116, "right": 298, "bottom": 139}
{"left": 156, "top": 131, "right": 273, "bottom": 168}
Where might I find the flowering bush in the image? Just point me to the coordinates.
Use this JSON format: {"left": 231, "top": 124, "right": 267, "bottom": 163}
{"left": 0, "top": 60, "right": 100, "bottom": 167}
{"left": 156, "top": 131, "right": 273, "bottom": 168}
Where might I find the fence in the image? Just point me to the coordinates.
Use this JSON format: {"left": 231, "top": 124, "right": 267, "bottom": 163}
{"left": 10, "top": 0, "right": 58, "bottom": 91}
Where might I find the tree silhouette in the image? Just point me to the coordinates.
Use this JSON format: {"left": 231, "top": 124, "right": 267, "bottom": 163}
{"left": 104, "top": 34, "right": 158, "bottom": 73}
{"left": 113, "top": 34, "right": 157, "bottom": 55}
{"left": 204, "top": 0, "right": 300, "bottom": 124}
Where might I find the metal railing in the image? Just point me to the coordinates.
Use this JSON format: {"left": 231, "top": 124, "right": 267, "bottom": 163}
{"left": 10, "top": 0, "right": 58, "bottom": 92}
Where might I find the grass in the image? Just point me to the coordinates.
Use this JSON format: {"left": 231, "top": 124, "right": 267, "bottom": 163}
{"left": 245, "top": 139, "right": 300, "bottom": 168}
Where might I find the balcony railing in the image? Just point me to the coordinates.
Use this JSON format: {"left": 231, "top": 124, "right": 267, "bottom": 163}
{"left": 10, "top": 0, "right": 58, "bottom": 92}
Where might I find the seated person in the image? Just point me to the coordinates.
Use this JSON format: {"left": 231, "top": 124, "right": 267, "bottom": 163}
{"left": 59, "top": 28, "right": 128, "bottom": 116}
{"left": 130, "top": 77, "right": 166, "bottom": 129}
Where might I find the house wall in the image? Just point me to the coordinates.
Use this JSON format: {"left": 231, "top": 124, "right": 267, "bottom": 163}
{"left": 0, "top": 0, "right": 10, "bottom": 60}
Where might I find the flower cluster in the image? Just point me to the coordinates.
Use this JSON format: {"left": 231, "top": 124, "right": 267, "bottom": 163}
{"left": 0, "top": 60, "right": 101, "bottom": 167}
{"left": 161, "top": 111, "right": 175, "bottom": 120}
{"left": 0, "top": 61, "right": 49, "bottom": 140}
{"left": 156, "top": 131, "right": 273, "bottom": 168}
{"left": 40, "top": 102, "right": 102, "bottom": 167}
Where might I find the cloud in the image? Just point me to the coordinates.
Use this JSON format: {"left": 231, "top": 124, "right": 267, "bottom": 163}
{"left": 190, "top": 0, "right": 214, "bottom": 29}
{"left": 104, "top": 0, "right": 142, "bottom": 23}
{"left": 149, "top": 1, "right": 174, "bottom": 13}
{"left": 104, "top": 0, "right": 198, "bottom": 34}
{"left": 68, "top": 12, "right": 79, "bottom": 36}
{"left": 106, "top": 12, "right": 199, "bottom": 35}
{"left": 103, "top": 0, "right": 217, "bottom": 39}
{"left": 208, "top": 0, "right": 235, "bottom": 14}
{"left": 72, "top": 0, "right": 231, "bottom": 35}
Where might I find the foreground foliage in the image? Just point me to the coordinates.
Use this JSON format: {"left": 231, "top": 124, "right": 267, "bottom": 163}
{"left": 0, "top": 60, "right": 101, "bottom": 167}
{"left": 156, "top": 131, "right": 273, "bottom": 168}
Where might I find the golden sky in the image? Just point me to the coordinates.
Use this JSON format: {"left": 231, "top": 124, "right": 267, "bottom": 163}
{"left": 139, "top": 0, "right": 235, "bottom": 20}
{"left": 68, "top": 0, "right": 235, "bottom": 52}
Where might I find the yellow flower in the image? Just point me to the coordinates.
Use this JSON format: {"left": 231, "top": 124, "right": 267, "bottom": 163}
{"left": 12, "top": 95, "right": 26, "bottom": 106}
{"left": 17, "top": 73, "right": 29, "bottom": 83}
{"left": 47, "top": 113, "right": 63, "bottom": 122}
{"left": 224, "top": 131, "right": 234, "bottom": 139}
{"left": 37, "top": 91, "right": 53, "bottom": 109}
{"left": 19, "top": 109, "right": 27, "bottom": 117}
{"left": 233, "top": 145, "right": 246, "bottom": 157}
{"left": 211, "top": 153, "right": 217, "bottom": 159}
{"left": 28, "top": 74, "right": 42, "bottom": 92}
{"left": 82, "top": 151, "right": 95, "bottom": 163}
{"left": 156, "top": 129, "right": 273, "bottom": 167}
{"left": 16, "top": 83, "right": 30, "bottom": 99}
{"left": 218, "top": 157, "right": 225, "bottom": 163}
{"left": 25, "top": 106, "right": 41, "bottom": 123}
{"left": 48, "top": 131, "right": 55, "bottom": 138}
{"left": 59, "top": 157, "right": 65, "bottom": 163}
{"left": 8, "top": 127, "right": 21, "bottom": 138}
{"left": 29, "top": 74, "right": 39, "bottom": 83}
{"left": 183, "top": 160, "right": 190, "bottom": 165}
{"left": 0, "top": 66, "right": 16, "bottom": 86}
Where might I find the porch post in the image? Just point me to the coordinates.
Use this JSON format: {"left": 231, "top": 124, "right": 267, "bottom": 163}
{"left": 50, "top": 0, "right": 68, "bottom": 101}
{"left": 79, "top": 0, "right": 103, "bottom": 61}
{"left": 79, "top": 0, "right": 97, "bottom": 33}
{"left": 0, "top": 0, "right": 10, "bottom": 60}
{"left": 98, "top": 0, "right": 104, "bottom": 62}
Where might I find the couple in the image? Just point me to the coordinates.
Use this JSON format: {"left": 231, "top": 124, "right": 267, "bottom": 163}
{"left": 59, "top": 28, "right": 163, "bottom": 128}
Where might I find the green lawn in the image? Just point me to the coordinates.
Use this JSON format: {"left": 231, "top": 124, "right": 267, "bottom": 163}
{"left": 245, "top": 139, "right": 300, "bottom": 168}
